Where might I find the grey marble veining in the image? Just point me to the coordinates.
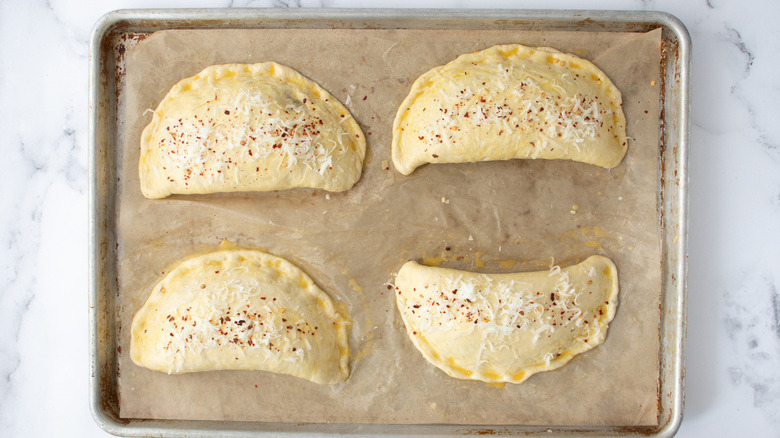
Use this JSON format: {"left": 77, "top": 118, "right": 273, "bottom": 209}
{"left": 0, "top": 0, "right": 779, "bottom": 436}
{"left": 683, "top": 0, "right": 780, "bottom": 436}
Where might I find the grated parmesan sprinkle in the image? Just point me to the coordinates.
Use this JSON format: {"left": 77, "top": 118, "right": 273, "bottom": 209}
{"left": 412, "top": 72, "right": 607, "bottom": 154}
{"left": 156, "top": 269, "right": 316, "bottom": 373}
{"left": 397, "top": 265, "right": 592, "bottom": 349}
{"left": 156, "top": 91, "right": 347, "bottom": 188}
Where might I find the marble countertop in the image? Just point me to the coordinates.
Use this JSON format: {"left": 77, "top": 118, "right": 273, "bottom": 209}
{"left": 1, "top": 0, "right": 778, "bottom": 436}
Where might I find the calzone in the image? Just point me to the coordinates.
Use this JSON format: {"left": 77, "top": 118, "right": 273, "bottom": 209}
{"left": 130, "top": 249, "right": 350, "bottom": 384}
{"left": 394, "top": 255, "right": 618, "bottom": 383}
{"left": 139, "top": 62, "right": 365, "bottom": 199}
{"left": 392, "top": 44, "right": 627, "bottom": 175}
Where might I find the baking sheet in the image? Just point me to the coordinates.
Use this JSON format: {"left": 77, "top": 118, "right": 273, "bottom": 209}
{"left": 115, "top": 26, "right": 663, "bottom": 426}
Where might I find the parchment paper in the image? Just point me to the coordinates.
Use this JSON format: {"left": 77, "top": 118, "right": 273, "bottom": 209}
{"left": 117, "top": 27, "right": 663, "bottom": 426}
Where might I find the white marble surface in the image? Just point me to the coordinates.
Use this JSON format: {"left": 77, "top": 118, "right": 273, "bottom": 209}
{"left": 0, "top": 0, "right": 778, "bottom": 436}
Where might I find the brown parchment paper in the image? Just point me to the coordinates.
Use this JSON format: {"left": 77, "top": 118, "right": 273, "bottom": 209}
{"left": 117, "top": 27, "right": 663, "bottom": 427}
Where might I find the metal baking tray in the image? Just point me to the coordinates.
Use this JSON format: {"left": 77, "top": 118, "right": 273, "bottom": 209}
{"left": 89, "top": 8, "right": 689, "bottom": 437}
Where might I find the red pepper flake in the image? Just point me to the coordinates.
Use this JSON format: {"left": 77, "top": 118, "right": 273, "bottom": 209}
{"left": 224, "top": 110, "right": 230, "bottom": 115}
{"left": 363, "top": 96, "right": 367, "bottom": 101}
{"left": 432, "top": 154, "right": 439, "bottom": 158}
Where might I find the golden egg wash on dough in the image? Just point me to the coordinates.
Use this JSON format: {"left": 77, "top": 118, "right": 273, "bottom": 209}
{"left": 130, "top": 249, "right": 350, "bottom": 384}
{"left": 392, "top": 44, "right": 627, "bottom": 175}
{"left": 393, "top": 255, "right": 618, "bottom": 383}
{"left": 140, "top": 63, "right": 365, "bottom": 198}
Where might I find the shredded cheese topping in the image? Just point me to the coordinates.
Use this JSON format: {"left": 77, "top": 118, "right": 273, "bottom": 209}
{"left": 415, "top": 73, "right": 606, "bottom": 154}
{"left": 156, "top": 90, "right": 348, "bottom": 187}
{"left": 393, "top": 255, "right": 618, "bottom": 383}
{"left": 397, "top": 265, "right": 594, "bottom": 349}
{"left": 392, "top": 44, "right": 628, "bottom": 175}
{"left": 155, "top": 269, "right": 316, "bottom": 374}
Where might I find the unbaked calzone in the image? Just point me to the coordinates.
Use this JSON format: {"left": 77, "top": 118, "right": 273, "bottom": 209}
{"left": 139, "top": 62, "right": 365, "bottom": 199}
{"left": 392, "top": 44, "right": 627, "bottom": 175}
{"left": 394, "top": 255, "right": 618, "bottom": 383}
{"left": 130, "top": 249, "right": 350, "bottom": 384}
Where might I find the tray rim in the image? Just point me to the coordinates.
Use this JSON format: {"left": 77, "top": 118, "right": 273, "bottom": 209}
{"left": 88, "top": 7, "right": 690, "bottom": 437}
